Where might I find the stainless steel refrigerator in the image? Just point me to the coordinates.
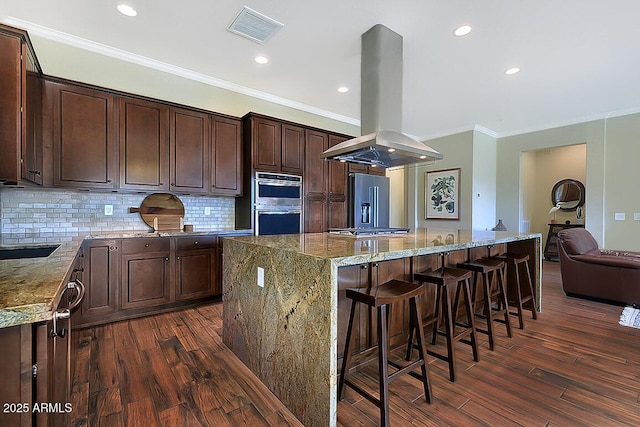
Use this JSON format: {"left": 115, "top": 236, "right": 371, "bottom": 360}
{"left": 349, "top": 173, "right": 390, "bottom": 229}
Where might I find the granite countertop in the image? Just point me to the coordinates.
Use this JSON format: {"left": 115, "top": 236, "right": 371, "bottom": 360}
{"left": 0, "top": 228, "right": 252, "bottom": 329}
{"left": 226, "top": 228, "right": 542, "bottom": 267}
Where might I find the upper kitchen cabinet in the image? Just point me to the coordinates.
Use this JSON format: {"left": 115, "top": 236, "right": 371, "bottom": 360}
{"left": 328, "top": 135, "right": 349, "bottom": 229}
{"left": 251, "top": 116, "right": 281, "bottom": 172}
{"left": 0, "top": 24, "right": 41, "bottom": 185}
{"left": 211, "top": 115, "right": 242, "bottom": 196}
{"left": 245, "top": 114, "right": 304, "bottom": 175}
{"left": 348, "top": 162, "right": 385, "bottom": 176}
{"left": 119, "top": 96, "right": 170, "bottom": 191}
{"left": 170, "top": 107, "right": 209, "bottom": 194}
{"left": 281, "top": 123, "right": 304, "bottom": 174}
{"left": 47, "top": 81, "right": 118, "bottom": 189}
{"left": 304, "top": 130, "right": 328, "bottom": 195}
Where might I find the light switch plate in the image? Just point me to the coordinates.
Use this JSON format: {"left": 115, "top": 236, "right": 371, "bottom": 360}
{"left": 634, "top": 213, "right": 640, "bottom": 221}
{"left": 204, "top": 207, "right": 211, "bottom": 215}
{"left": 615, "top": 212, "right": 625, "bottom": 221}
{"left": 104, "top": 205, "right": 113, "bottom": 216}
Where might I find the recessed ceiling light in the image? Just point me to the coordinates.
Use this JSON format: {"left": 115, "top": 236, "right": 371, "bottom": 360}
{"left": 387, "top": 148, "right": 396, "bottom": 153}
{"left": 117, "top": 3, "right": 137, "bottom": 17}
{"left": 419, "top": 155, "right": 427, "bottom": 159}
{"left": 337, "top": 86, "right": 349, "bottom": 93}
{"left": 505, "top": 67, "right": 520, "bottom": 75}
{"left": 255, "top": 56, "right": 269, "bottom": 64}
{"left": 453, "top": 25, "right": 472, "bottom": 37}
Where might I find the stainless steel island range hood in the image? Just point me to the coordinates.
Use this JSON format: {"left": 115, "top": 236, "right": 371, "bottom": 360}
{"left": 321, "top": 24, "right": 442, "bottom": 168}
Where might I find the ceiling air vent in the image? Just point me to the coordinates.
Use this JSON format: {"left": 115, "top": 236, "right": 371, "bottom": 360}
{"left": 227, "top": 6, "right": 283, "bottom": 44}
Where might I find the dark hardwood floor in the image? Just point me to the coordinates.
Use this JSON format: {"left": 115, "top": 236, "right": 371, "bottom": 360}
{"left": 71, "top": 261, "right": 640, "bottom": 426}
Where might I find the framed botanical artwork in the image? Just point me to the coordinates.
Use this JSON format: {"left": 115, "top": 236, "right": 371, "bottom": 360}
{"left": 425, "top": 168, "right": 460, "bottom": 219}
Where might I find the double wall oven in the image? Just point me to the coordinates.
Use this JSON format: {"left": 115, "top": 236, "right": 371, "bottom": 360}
{"left": 254, "top": 172, "right": 302, "bottom": 235}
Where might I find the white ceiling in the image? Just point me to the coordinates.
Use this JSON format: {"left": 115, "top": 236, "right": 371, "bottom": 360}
{"left": 3, "top": 0, "right": 640, "bottom": 139}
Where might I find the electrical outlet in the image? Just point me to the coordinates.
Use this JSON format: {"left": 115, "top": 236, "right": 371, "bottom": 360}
{"left": 615, "top": 213, "right": 625, "bottom": 221}
{"left": 104, "top": 205, "right": 113, "bottom": 216}
{"left": 204, "top": 207, "right": 211, "bottom": 215}
{"left": 634, "top": 213, "right": 640, "bottom": 221}
{"left": 257, "top": 267, "right": 264, "bottom": 288}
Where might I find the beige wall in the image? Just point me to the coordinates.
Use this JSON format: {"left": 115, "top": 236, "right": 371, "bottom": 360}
{"left": 603, "top": 113, "right": 640, "bottom": 249}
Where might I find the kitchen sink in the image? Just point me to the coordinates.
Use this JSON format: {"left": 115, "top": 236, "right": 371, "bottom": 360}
{"left": 0, "top": 245, "right": 60, "bottom": 260}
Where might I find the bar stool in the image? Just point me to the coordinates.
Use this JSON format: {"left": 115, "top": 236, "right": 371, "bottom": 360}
{"left": 406, "top": 253, "right": 479, "bottom": 382}
{"left": 491, "top": 253, "right": 538, "bottom": 329}
{"left": 338, "top": 279, "right": 433, "bottom": 427}
{"left": 457, "top": 256, "right": 512, "bottom": 351}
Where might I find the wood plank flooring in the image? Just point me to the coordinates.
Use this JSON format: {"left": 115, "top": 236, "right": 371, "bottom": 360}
{"left": 71, "top": 262, "right": 640, "bottom": 426}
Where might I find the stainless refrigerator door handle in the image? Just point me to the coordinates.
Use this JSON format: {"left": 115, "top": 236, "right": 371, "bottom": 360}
{"left": 372, "top": 186, "right": 379, "bottom": 228}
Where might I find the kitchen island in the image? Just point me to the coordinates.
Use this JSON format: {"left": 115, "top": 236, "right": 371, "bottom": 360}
{"left": 222, "top": 229, "right": 542, "bottom": 427}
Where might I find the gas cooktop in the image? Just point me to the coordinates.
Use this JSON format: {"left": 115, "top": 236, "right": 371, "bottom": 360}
{"left": 328, "top": 227, "right": 410, "bottom": 236}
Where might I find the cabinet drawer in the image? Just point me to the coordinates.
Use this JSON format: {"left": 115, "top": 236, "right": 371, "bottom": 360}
{"left": 176, "top": 235, "right": 218, "bottom": 251}
{"left": 121, "top": 237, "right": 170, "bottom": 254}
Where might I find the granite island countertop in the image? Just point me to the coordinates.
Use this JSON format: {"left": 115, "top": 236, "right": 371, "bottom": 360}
{"left": 0, "top": 228, "right": 251, "bottom": 328}
{"left": 225, "top": 228, "right": 542, "bottom": 266}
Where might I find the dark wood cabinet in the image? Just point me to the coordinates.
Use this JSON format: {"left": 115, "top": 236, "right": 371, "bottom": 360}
{"left": 348, "top": 161, "right": 385, "bottom": 176}
{"left": 0, "top": 25, "right": 40, "bottom": 184}
{"left": 336, "top": 258, "right": 410, "bottom": 368}
{"left": 304, "top": 130, "right": 329, "bottom": 232}
{"left": 211, "top": 116, "right": 242, "bottom": 195}
{"left": 252, "top": 116, "right": 281, "bottom": 172}
{"left": 544, "top": 223, "right": 584, "bottom": 260}
{"left": 328, "top": 135, "right": 349, "bottom": 229}
{"left": 175, "top": 236, "right": 218, "bottom": 300}
{"left": 282, "top": 123, "right": 304, "bottom": 174}
{"left": 119, "top": 97, "right": 170, "bottom": 191}
{"left": 23, "top": 73, "right": 43, "bottom": 185}
{"left": 121, "top": 238, "right": 172, "bottom": 310}
{"left": 0, "top": 325, "right": 32, "bottom": 427}
{"left": 170, "top": 107, "right": 209, "bottom": 194}
{"left": 49, "top": 82, "right": 117, "bottom": 189}
{"left": 79, "top": 239, "right": 119, "bottom": 324}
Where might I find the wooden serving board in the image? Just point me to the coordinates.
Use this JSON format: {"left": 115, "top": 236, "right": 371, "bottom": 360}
{"left": 130, "top": 193, "right": 185, "bottom": 230}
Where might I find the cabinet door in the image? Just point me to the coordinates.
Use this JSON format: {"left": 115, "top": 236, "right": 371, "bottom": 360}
{"left": 253, "top": 117, "right": 281, "bottom": 171}
{"left": 170, "top": 107, "right": 209, "bottom": 193}
{"left": 121, "top": 251, "right": 172, "bottom": 310}
{"left": 52, "top": 83, "right": 117, "bottom": 188}
{"left": 304, "top": 196, "right": 327, "bottom": 233}
{"left": 211, "top": 116, "right": 242, "bottom": 195}
{"left": 176, "top": 249, "right": 218, "bottom": 300}
{"left": 337, "top": 264, "right": 370, "bottom": 364}
{"left": 0, "top": 32, "right": 23, "bottom": 183}
{"left": 22, "top": 73, "right": 43, "bottom": 185}
{"left": 371, "top": 259, "right": 411, "bottom": 348}
{"left": 79, "top": 239, "right": 120, "bottom": 326}
{"left": 119, "top": 97, "right": 169, "bottom": 191}
{"left": 281, "top": 123, "right": 304, "bottom": 174}
{"left": 304, "top": 129, "right": 328, "bottom": 195}
{"left": 0, "top": 325, "right": 32, "bottom": 427}
{"left": 328, "top": 135, "right": 348, "bottom": 229}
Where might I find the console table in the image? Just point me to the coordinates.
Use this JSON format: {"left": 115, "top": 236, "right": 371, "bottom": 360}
{"left": 544, "top": 222, "right": 584, "bottom": 261}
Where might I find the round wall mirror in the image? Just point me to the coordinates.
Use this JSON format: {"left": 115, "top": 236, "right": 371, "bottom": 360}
{"left": 551, "top": 179, "right": 585, "bottom": 211}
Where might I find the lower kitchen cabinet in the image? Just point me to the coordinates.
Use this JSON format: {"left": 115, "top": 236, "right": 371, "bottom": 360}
{"left": 175, "top": 236, "right": 218, "bottom": 300}
{"left": 78, "top": 239, "right": 119, "bottom": 324}
{"left": 336, "top": 258, "right": 410, "bottom": 368}
{"left": 0, "top": 324, "right": 33, "bottom": 427}
{"left": 76, "top": 235, "right": 223, "bottom": 328}
{"left": 121, "top": 238, "right": 172, "bottom": 310}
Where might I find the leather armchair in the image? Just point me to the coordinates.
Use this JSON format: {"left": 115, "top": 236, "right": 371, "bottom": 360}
{"left": 557, "top": 228, "right": 640, "bottom": 306}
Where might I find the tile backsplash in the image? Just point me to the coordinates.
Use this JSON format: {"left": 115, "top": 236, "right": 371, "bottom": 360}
{"left": 0, "top": 188, "right": 235, "bottom": 234}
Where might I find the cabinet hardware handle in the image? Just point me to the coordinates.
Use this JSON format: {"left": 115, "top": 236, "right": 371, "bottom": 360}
{"left": 107, "top": 179, "right": 112, "bottom": 183}
{"left": 67, "top": 280, "right": 86, "bottom": 311}
{"left": 361, "top": 265, "right": 368, "bottom": 270}
{"left": 171, "top": 183, "right": 175, "bottom": 186}
{"left": 177, "top": 256, "right": 181, "bottom": 260}
{"left": 194, "top": 241, "right": 199, "bottom": 245}
{"left": 165, "top": 257, "right": 169, "bottom": 261}
{"left": 145, "top": 243, "right": 149, "bottom": 247}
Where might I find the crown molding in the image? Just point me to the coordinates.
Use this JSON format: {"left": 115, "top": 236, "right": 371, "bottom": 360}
{"left": 3, "top": 17, "right": 360, "bottom": 127}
